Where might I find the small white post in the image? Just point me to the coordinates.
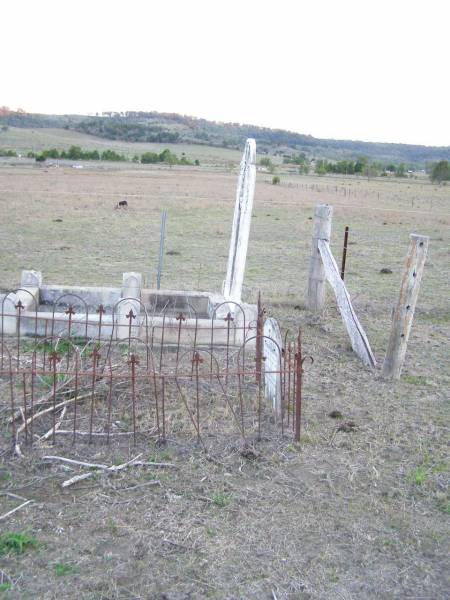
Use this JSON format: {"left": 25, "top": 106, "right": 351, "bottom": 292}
{"left": 306, "top": 204, "right": 333, "bottom": 311}
{"left": 223, "top": 138, "right": 256, "bottom": 304}
{"left": 382, "top": 234, "right": 429, "bottom": 380}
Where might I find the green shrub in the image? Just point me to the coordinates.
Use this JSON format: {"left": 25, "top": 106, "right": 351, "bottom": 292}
{"left": 0, "top": 532, "right": 37, "bottom": 556}
{"left": 212, "top": 492, "right": 232, "bottom": 507}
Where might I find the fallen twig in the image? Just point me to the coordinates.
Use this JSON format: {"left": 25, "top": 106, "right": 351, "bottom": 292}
{"left": 120, "top": 480, "right": 161, "bottom": 492}
{"left": 43, "top": 455, "right": 109, "bottom": 469}
{"left": 52, "top": 429, "right": 145, "bottom": 438}
{"left": 8, "top": 374, "right": 77, "bottom": 423}
{"left": 44, "top": 453, "right": 177, "bottom": 488}
{"left": 39, "top": 407, "right": 67, "bottom": 441}
{"left": 43, "top": 455, "right": 177, "bottom": 470}
{"left": 0, "top": 492, "right": 28, "bottom": 501}
{"left": 17, "top": 394, "right": 90, "bottom": 437}
{"left": 0, "top": 499, "right": 33, "bottom": 522}
{"left": 61, "top": 472, "right": 95, "bottom": 488}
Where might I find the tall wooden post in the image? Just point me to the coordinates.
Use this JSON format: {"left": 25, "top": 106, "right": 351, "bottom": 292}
{"left": 382, "top": 234, "right": 429, "bottom": 380}
{"left": 306, "top": 204, "right": 333, "bottom": 311}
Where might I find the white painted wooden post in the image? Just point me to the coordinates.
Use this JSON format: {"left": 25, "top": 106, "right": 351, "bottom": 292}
{"left": 382, "top": 234, "right": 429, "bottom": 380}
{"left": 306, "top": 204, "right": 333, "bottom": 311}
{"left": 223, "top": 138, "right": 256, "bottom": 304}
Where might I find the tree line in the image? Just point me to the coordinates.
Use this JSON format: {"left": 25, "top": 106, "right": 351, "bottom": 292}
{"left": 16, "top": 145, "right": 200, "bottom": 166}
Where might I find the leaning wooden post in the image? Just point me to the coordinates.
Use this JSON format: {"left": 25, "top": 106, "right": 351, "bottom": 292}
{"left": 382, "top": 234, "right": 429, "bottom": 380}
{"left": 306, "top": 204, "right": 333, "bottom": 311}
{"left": 223, "top": 138, "right": 256, "bottom": 304}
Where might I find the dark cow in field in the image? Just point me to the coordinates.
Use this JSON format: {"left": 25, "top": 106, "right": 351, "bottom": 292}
{"left": 115, "top": 200, "right": 128, "bottom": 209}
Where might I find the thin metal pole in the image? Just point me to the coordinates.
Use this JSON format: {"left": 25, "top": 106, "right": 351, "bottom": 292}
{"left": 156, "top": 209, "right": 167, "bottom": 290}
{"left": 294, "top": 330, "right": 302, "bottom": 443}
{"left": 340, "top": 226, "right": 349, "bottom": 281}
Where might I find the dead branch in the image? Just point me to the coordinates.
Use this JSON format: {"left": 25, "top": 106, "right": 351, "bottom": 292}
{"left": 52, "top": 429, "right": 155, "bottom": 437}
{"left": 61, "top": 472, "right": 95, "bottom": 488}
{"left": 0, "top": 499, "right": 33, "bottom": 522}
{"left": 8, "top": 374, "right": 77, "bottom": 423}
{"left": 38, "top": 407, "right": 67, "bottom": 441}
{"left": 16, "top": 393, "right": 90, "bottom": 436}
{"left": 120, "top": 480, "right": 161, "bottom": 492}
{"left": 44, "top": 453, "right": 177, "bottom": 488}
{"left": 43, "top": 455, "right": 177, "bottom": 470}
{"left": 0, "top": 492, "right": 28, "bottom": 501}
{"left": 42, "top": 455, "right": 109, "bottom": 469}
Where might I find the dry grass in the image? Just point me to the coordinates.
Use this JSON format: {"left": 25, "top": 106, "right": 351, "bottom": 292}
{"left": 0, "top": 161, "right": 449, "bottom": 599}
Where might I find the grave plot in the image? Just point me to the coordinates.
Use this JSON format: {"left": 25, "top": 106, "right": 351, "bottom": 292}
{"left": 0, "top": 294, "right": 309, "bottom": 455}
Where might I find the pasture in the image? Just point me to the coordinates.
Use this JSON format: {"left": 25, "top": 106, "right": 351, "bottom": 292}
{"left": 0, "top": 158, "right": 449, "bottom": 599}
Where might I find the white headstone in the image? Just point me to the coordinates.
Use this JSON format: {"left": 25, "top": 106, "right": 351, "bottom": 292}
{"left": 223, "top": 138, "right": 256, "bottom": 304}
{"left": 21, "top": 270, "right": 42, "bottom": 288}
{"left": 263, "top": 317, "right": 283, "bottom": 421}
{"left": 122, "top": 272, "right": 142, "bottom": 298}
{"left": 0, "top": 293, "right": 18, "bottom": 335}
{"left": 118, "top": 272, "right": 142, "bottom": 340}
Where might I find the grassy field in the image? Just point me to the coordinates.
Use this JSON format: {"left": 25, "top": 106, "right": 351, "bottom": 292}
{"left": 0, "top": 159, "right": 449, "bottom": 599}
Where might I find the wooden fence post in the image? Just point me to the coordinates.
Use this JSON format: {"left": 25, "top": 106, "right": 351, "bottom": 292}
{"left": 306, "top": 204, "right": 333, "bottom": 311}
{"left": 382, "top": 234, "right": 429, "bottom": 380}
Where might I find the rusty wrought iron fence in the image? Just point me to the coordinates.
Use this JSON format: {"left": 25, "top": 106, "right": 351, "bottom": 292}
{"left": 0, "top": 292, "right": 309, "bottom": 453}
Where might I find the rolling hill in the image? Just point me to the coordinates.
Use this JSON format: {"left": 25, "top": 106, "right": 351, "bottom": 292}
{"left": 1, "top": 110, "right": 449, "bottom": 166}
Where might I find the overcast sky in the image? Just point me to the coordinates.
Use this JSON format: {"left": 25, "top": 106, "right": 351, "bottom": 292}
{"left": 2, "top": 0, "right": 449, "bottom": 146}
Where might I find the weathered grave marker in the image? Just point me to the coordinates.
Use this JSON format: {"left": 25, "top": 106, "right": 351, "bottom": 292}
{"left": 223, "top": 138, "right": 256, "bottom": 304}
{"left": 118, "top": 272, "right": 142, "bottom": 339}
{"left": 263, "top": 317, "right": 283, "bottom": 420}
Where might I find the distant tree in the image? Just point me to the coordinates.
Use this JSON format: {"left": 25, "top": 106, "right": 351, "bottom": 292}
{"left": 165, "top": 153, "right": 178, "bottom": 167}
{"left": 132, "top": 154, "right": 140, "bottom": 163}
{"left": 67, "top": 145, "right": 83, "bottom": 160}
{"left": 194, "top": 159, "right": 200, "bottom": 166}
{"left": 141, "top": 151, "right": 159, "bottom": 164}
{"left": 35, "top": 154, "right": 46, "bottom": 162}
{"left": 159, "top": 149, "right": 178, "bottom": 166}
{"left": 395, "top": 163, "right": 407, "bottom": 178}
{"left": 363, "top": 163, "right": 379, "bottom": 179}
{"left": 315, "top": 160, "right": 327, "bottom": 175}
{"left": 0, "top": 149, "right": 17, "bottom": 157}
{"left": 430, "top": 160, "right": 450, "bottom": 183}
{"left": 272, "top": 175, "right": 280, "bottom": 185}
{"left": 298, "top": 163, "right": 310, "bottom": 175}
{"left": 259, "top": 156, "right": 275, "bottom": 172}
{"left": 43, "top": 148, "right": 60, "bottom": 159}
{"left": 100, "top": 149, "right": 125, "bottom": 161}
